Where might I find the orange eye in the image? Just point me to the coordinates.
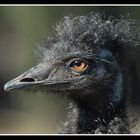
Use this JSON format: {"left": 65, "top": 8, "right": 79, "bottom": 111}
{"left": 70, "top": 60, "right": 87, "bottom": 71}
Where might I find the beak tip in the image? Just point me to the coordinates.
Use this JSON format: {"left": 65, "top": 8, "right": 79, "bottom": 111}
{"left": 4, "top": 82, "right": 11, "bottom": 92}
{"left": 4, "top": 80, "right": 15, "bottom": 92}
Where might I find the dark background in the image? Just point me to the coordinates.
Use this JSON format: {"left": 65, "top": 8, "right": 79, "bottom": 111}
{"left": 0, "top": 6, "right": 140, "bottom": 134}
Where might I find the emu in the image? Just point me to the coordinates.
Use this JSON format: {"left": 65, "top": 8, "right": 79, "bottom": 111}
{"left": 4, "top": 13, "right": 140, "bottom": 134}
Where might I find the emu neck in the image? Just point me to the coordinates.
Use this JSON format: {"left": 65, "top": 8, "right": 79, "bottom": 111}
{"left": 60, "top": 72, "right": 130, "bottom": 134}
{"left": 64, "top": 100, "right": 128, "bottom": 134}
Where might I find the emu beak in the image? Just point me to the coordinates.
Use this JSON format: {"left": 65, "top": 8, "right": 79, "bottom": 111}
{"left": 4, "top": 64, "right": 50, "bottom": 92}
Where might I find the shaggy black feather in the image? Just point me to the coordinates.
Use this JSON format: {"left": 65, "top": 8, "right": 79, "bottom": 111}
{"left": 36, "top": 12, "right": 140, "bottom": 64}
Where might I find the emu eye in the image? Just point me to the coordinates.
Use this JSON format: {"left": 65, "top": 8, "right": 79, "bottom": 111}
{"left": 70, "top": 60, "right": 87, "bottom": 71}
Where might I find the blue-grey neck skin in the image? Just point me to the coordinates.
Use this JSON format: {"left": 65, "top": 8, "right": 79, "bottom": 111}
{"left": 112, "top": 73, "right": 123, "bottom": 106}
{"left": 66, "top": 47, "right": 132, "bottom": 134}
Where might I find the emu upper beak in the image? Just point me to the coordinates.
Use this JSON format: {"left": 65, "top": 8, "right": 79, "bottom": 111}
{"left": 4, "top": 64, "right": 84, "bottom": 92}
{"left": 4, "top": 64, "right": 50, "bottom": 92}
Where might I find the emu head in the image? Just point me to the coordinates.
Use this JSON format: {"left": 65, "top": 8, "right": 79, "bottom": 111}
{"left": 4, "top": 13, "right": 140, "bottom": 110}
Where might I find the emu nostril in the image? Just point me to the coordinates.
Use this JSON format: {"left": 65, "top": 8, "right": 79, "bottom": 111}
{"left": 20, "top": 78, "right": 35, "bottom": 82}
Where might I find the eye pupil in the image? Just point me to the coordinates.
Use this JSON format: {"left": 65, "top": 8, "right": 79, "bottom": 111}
{"left": 74, "top": 60, "right": 81, "bottom": 66}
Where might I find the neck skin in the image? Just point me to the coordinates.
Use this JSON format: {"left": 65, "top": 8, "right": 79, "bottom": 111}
{"left": 58, "top": 72, "right": 130, "bottom": 134}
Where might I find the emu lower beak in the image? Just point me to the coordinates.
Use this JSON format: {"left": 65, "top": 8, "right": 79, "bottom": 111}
{"left": 4, "top": 65, "right": 50, "bottom": 92}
